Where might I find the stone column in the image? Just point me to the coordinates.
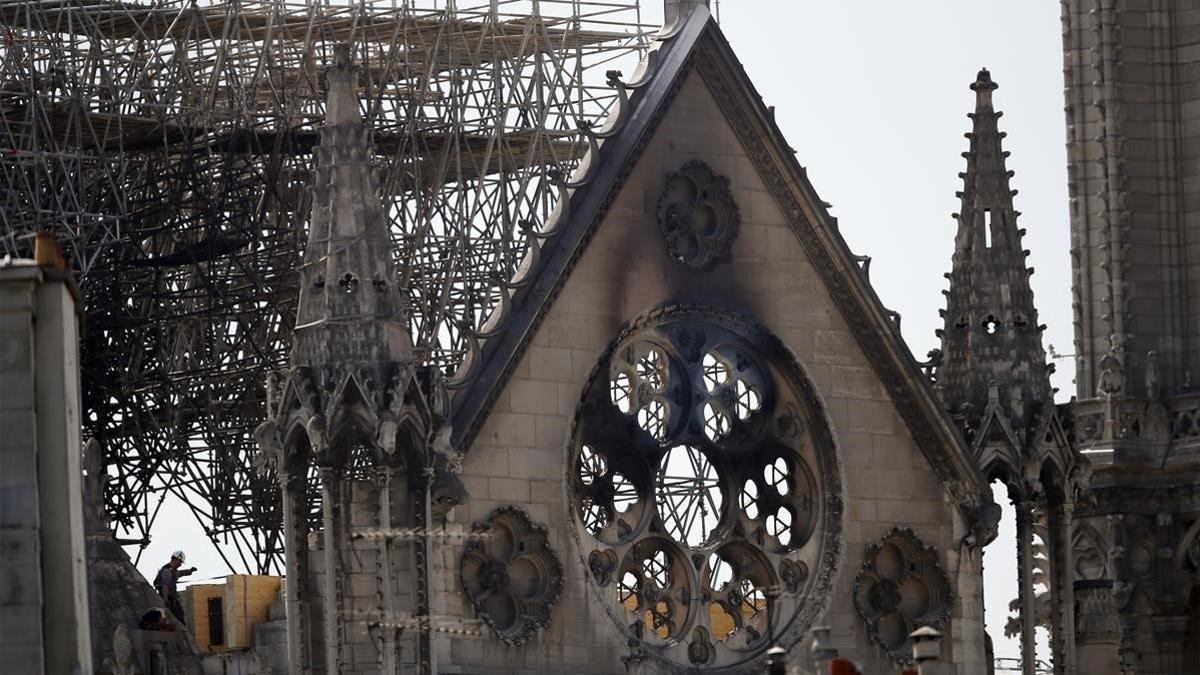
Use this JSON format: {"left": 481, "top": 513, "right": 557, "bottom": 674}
{"left": 279, "top": 467, "right": 309, "bottom": 674}
{"left": 415, "top": 476, "right": 435, "bottom": 675}
{"left": 1149, "top": 615, "right": 1189, "bottom": 675}
{"left": 1048, "top": 499, "right": 1077, "bottom": 674}
{"left": 320, "top": 466, "right": 341, "bottom": 674}
{"left": 1108, "top": 517, "right": 1138, "bottom": 674}
{"left": 1015, "top": 498, "right": 1039, "bottom": 675}
{"left": 375, "top": 467, "right": 399, "bottom": 674}
{"left": 1073, "top": 580, "right": 1121, "bottom": 674}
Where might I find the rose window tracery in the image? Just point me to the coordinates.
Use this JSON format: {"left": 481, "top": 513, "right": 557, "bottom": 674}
{"left": 568, "top": 306, "right": 842, "bottom": 671}
{"left": 853, "top": 528, "right": 952, "bottom": 663}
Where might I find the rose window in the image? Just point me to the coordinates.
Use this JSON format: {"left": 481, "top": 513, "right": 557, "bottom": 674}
{"left": 568, "top": 305, "right": 842, "bottom": 670}
{"left": 853, "top": 528, "right": 952, "bottom": 663}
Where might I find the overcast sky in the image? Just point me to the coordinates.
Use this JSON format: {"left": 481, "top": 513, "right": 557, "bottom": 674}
{"left": 140, "top": 0, "right": 1069, "bottom": 664}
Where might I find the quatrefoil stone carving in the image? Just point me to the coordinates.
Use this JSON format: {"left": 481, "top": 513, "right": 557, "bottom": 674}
{"left": 656, "top": 160, "right": 740, "bottom": 271}
{"left": 460, "top": 507, "right": 563, "bottom": 645}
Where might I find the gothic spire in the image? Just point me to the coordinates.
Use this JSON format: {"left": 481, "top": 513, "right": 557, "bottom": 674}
{"left": 292, "top": 44, "right": 412, "bottom": 369}
{"left": 936, "top": 68, "right": 1053, "bottom": 451}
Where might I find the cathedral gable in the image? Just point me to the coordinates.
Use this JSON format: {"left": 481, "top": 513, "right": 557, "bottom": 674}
{"left": 453, "top": 13, "right": 983, "bottom": 505}
{"left": 451, "top": 11, "right": 989, "bottom": 673}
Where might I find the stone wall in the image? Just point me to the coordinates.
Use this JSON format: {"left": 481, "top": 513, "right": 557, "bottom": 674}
{"left": 1062, "top": 0, "right": 1200, "bottom": 397}
{"left": 0, "top": 261, "right": 92, "bottom": 675}
{"left": 306, "top": 478, "right": 423, "bottom": 673}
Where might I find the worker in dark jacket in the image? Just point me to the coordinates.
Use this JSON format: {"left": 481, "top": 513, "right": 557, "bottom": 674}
{"left": 153, "top": 550, "right": 196, "bottom": 623}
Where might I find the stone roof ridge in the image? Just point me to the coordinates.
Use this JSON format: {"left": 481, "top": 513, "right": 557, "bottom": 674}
{"left": 936, "top": 67, "right": 1054, "bottom": 456}
{"left": 443, "top": 7, "right": 711, "bottom": 443}
{"left": 291, "top": 43, "right": 414, "bottom": 369}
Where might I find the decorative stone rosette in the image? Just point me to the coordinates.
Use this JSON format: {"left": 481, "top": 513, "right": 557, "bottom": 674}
{"left": 853, "top": 528, "right": 952, "bottom": 662}
{"left": 567, "top": 305, "right": 842, "bottom": 672}
{"left": 656, "top": 160, "right": 740, "bottom": 270}
{"left": 460, "top": 506, "right": 563, "bottom": 645}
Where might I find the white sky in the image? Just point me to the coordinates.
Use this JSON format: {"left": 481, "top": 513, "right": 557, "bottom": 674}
{"left": 135, "top": 0, "right": 1071, "bottom": 665}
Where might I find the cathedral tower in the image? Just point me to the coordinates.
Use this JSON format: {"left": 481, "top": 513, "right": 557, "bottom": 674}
{"left": 1062, "top": 2, "right": 1200, "bottom": 672}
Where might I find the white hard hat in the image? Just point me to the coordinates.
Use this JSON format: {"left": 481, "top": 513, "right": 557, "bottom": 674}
{"left": 171, "top": 550, "right": 186, "bottom": 562}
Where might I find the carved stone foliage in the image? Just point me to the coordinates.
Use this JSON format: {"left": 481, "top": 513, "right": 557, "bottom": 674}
{"left": 853, "top": 528, "right": 952, "bottom": 663}
{"left": 460, "top": 507, "right": 563, "bottom": 645}
{"left": 567, "top": 305, "right": 842, "bottom": 671}
{"left": 1074, "top": 581, "right": 1121, "bottom": 639}
{"left": 656, "top": 160, "right": 740, "bottom": 270}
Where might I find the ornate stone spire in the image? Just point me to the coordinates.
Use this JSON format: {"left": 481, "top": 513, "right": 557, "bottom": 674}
{"left": 936, "top": 68, "right": 1053, "bottom": 448}
{"left": 292, "top": 43, "right": 412, "bottom": 369}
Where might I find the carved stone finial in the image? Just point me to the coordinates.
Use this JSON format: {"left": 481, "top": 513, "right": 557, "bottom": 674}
{"left": 970, "top": 67, "right": 998, "bottom": 92}
{"left": 936, "top": 67, "right": 1056, "bottom": 457}
{"left": 292, "top": 45, "right": 413, "bottom": 370}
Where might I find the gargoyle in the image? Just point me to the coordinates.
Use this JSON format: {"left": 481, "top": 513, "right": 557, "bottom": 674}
{"left": 253, "top": 419, "right": 283, "bottom": 476}
{"left": 963, "top": 496, "right": 1003, "bottom": 549}
{"left": 429, "top": 425, "right": 468, "bottom": 520}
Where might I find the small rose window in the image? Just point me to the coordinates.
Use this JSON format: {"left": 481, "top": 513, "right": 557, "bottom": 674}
{"left": 656, "top": 160, "right": 741, "bottom": 270}
{"left": 854, "top": 528, "right": 952, "bottom": 663}
{"left": 460, "top": 507, "right": 564, "bottom": 645}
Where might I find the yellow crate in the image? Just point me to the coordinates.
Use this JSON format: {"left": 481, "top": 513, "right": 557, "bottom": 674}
{"left": 181, "top": 583, "right": 226, "bottom": 653}
{"left": 223, "top": 575, "right": 283, "bottom": 649}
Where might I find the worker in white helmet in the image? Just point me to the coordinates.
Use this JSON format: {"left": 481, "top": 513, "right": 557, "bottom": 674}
{"left": 153, "top": 550, "right": 197, "bottom": 624}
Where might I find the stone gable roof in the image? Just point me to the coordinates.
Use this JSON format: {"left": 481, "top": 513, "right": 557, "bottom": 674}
{"left": 447, "top": 6, "right": 988, "bottom": 507}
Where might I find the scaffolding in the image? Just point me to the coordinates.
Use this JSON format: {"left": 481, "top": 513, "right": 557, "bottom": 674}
{"left": 0, "top": 0, "right": 651, "bottom": 573}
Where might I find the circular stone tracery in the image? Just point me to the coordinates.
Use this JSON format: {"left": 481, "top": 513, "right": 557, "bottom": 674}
{"left": 568, "top": 305, "right": 842, "bottom": 672}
